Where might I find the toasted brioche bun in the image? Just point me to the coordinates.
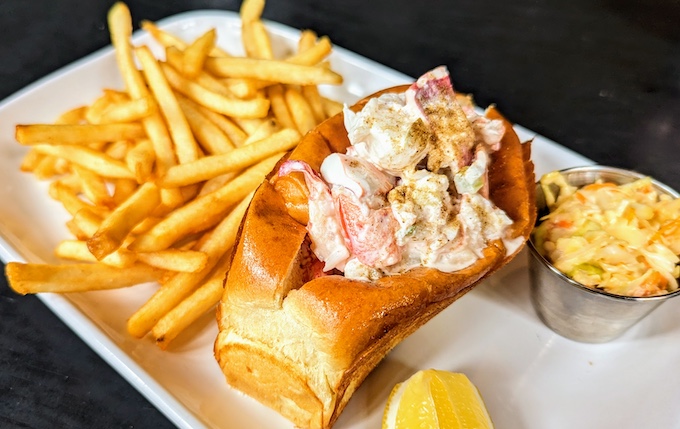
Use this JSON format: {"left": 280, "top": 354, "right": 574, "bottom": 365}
{"left": 215, "top": 85, "right": 536, "bottom": 429}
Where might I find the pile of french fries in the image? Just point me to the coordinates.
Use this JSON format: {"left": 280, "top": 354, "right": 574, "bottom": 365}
{"left": 5, "top": 0, "right": 344, "bottom": 349}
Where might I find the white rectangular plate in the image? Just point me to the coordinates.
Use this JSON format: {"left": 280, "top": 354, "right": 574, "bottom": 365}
{"left": 1, "top": 10, "right": 679, "bottom": 429}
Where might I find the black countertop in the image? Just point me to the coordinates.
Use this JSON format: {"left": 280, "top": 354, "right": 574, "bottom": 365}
{"left": 1, "top": 0, "right": 679, "bottom": 428}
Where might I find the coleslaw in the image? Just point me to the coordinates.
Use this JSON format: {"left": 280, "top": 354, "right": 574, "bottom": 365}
{"left": 533, "top": 171, "right": 680, "bottom": 297}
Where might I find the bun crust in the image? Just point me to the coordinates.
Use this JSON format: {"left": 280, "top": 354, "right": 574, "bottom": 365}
{"left": 215, "top": 86, "right": 536, "bottom": 429}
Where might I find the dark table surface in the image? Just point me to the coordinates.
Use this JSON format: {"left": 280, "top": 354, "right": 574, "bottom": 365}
{"left": 1, "top": 0, "right": 679, "bottom": 428}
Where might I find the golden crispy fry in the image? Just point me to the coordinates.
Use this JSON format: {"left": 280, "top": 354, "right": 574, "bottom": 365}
{"left": 140, "top": 20, "right": 231, "bottom": 57}
{"left": 55, "top": 239, "right": 137, "bottom": 268}
{"left": 109, "top": 4, "right": 147, "bottom": 96}
{"left": 160, "top": 62, "right": 270, "bottom": 119}
{"left": 109, "top": 4, "right": 176, "bottom": 174}
{"left": 15, "top": 123, "right": 145, "bottom": 146}
{"left": 152, "top": 249, "right": 233, "bottom": 348}
{"left": 197, "top": 171, "right": 239, "bottom": 197}
{"left": 72, "top": 209, "right": 103, "bottom": 239}
{"left": 195, "top": 105, "right": 248, "bottom": 146}
{"left": 220, "top": 77, "right": 267, "bottom": 98}
{"left": 160, "top": 128, "right": 299, "bottom": 187}
{"left": 153, "top": 275, "right": 223, "bottom": 347}
{"left": 243, "top": 20, "right": 273, "bottom": 59}
{"left": 85, "top": 92, "right": 117, "bottom": 124}
{"left": 166, "top": 47, "right": 233, "bottom": 97}
{"left": 55, "top": 106, "right": 88, "bottom": 125}
{"left": 136, "top": 46, "right": 200, "bottom": 164}
{"left": 136, "top": 249, "right": 208, "bottom": 273}
{"left": 285, "top": 36, "right": 333, "bottom": 65}
{"left": 125, "top": 139, "right": 156, "bottom": 183}
{"left": 99, "top": 96, "right": 156, "bottom": 124}
{"left": 298, "top": 29, "right": 317, "bottom": 51}
{"left": 20, "top": 148, "right": 44, "bottom": 172}
{"left": 285, "top": 87, "right": 317, "bottom": 135}
{"left": 301, "top": 85, "right": 326, "bottom": 123}
{"left": 112, "top": 178, "right": 138, "bottom": 206}
{"left": 6, "top": 262, "right": 163, "bottom": 295}
{"left": 72, "top": 165, "right": 114, "bottom": 208}
{"left": 322, "top": 96, "right": 343, "bottom": 117}
{"left": 176, "top": 95, "right": 235, "bottom": 155}
{"left": 233, "top": 117, "right": 267, "bottom": 135}
{"left": 266, "top": 84, "right": 296, "bottom": 129}
{"left": 49, "top": 181, "right": 102, "bottom": 217}
{"left": 33, "top": 144, "right": 134, "bottom": 179}
{"left": 242, "top": 118, "right": 279, "bottom": 145}
{"left": 87, "top": 181, "right": 161, "bottom": 260}
{"left": 182, "top": 29, "right": 216, "bottom": 78}
{"left": 205, "top": 57, "right": 342, "bottom": 86}
{"left": 127, "top": 191, "right": 254, "bottom": 338}
{"left": 240, "top": 0, "right": 265, "bottom": 23}
{"left": 32, "top": 155, "right": 61, "bottom": 180}
{"left": 130, "top": 155, "right": 279, "bottom": 252}
{"left": 104, "top": 140, "right": 132, "bottom": 160}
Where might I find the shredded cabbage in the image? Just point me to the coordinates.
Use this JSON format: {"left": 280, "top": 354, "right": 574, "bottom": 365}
{"left": 533, "top": 172, "right": 680, "bottom": 297}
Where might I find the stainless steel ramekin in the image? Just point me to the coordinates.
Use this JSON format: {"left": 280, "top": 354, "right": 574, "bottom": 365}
{"left": 527, "top": 165, "right": 680, "bottom": 343}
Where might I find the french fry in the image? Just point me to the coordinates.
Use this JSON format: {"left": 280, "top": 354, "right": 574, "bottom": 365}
{"left": 87, "top": 181, "right": 161, "bottom": 260}
{"left": 266, "top": 84, "right": 296, "bottom": 130}
{"left": 104, "top": 139, "right": 133, "bottom": 160}
{"left": 285, "top": 36, "right": 333, "bottom": 66}
{"left": 49, "top": 181, "right": 108, "bottom": 218}
{"left": 243, "top": 20, "right": 273, "bottom": 59}
{"left": 127, "top": 191, "right": 254, "bottom": 338}
{"left": 242, "top": 118, "right": 280, "bottom": 145}
{"left": 152, "top": 248, "right": 233, "bottom": 348}
{"left": 99, "top": 96, "right": 156, "bottom": 124}
{"left": 298, "top": 29, "right": 317, "bottom": 51}
{"left": 176, "top": 95, "right": 235, "bottom": 155}
{"left": 15, "top": 123, "right": 145, "bottom": 146}
{"left": 195, "top": 105, "right": 248, "bottom": 147}
{"left": 130, "top": 155, "right": 279, "bottom": 252}
{"left": 136, "top": 249, "right": 208, "bottom": 273}
{"left": 136, "top": 45, "right": 201, "bottom": 164}
{"left": 240, "top": 0, "right": 266, "bottom": 23}
{"left": 285, "top": 87, "right": 317, "bottom": 135}
{"left": 233, "top": 117, "right": 267, "bottom": 135}
{"left": 6, "top": 262, "right": 163, "bottom": 295}
{"left": 166, "top": 47, "right": 233, "bottom": 97}
{"left": 55, "top": 239, "right": 137, "bottom": 268}
{"left": 72, "top": 165, "right": 113, "bottom": 208}
{"left": 298, "top": 33, "right": 326, "bottom": 124}
{"left": 160, "top": 62, "right": 270, "bottom": 119}
{"left": 72, "top": 208, "right": 104, "bottom": 238}
{"left": 112, "top": 178, "right": 138, "bottom": 206}
{"left": 32, "top": 155, "right": 61, "bottom": 180}
{"left": 125, "top": 139, "right": 156, "bottom": 183}
{"left": 20, "top": 148, "right": 44, "bottom": 172}
{"left": 85, "top": 92, "right": 117, "bottom": 124}
{"left": 182, "top": 29, "right": 216, "bottom": 78}
{"left": 109, "top": 3, "right": 177, "bottom": 174}
{"left": 56, "top": 106, "right": 88, "bottom": 125}
{"left": 205, "top": 57, "right": 342, "bottom": 86}
{"left": 160, "top": 128, "right": 298, "bottom": 187}
{"left": 140, "top": 19, "right": 231, "bottom": 57}
{"left": 197, "top": 171, "right": 239, "bottom": 197}
{"left": 33, "top": 144, "right": 134, "bottom": 179}
{"left": 322, "top": 96, "right": 344, "bottom": 117}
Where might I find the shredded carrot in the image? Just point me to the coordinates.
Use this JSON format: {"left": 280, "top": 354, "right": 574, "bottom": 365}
{"left": 581, "top": 182, "right": 616, "bottom": 192}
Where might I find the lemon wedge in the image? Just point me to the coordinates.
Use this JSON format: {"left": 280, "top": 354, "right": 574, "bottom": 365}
{"left": 382, "top": 369, "right": 494, "bottom": 429}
